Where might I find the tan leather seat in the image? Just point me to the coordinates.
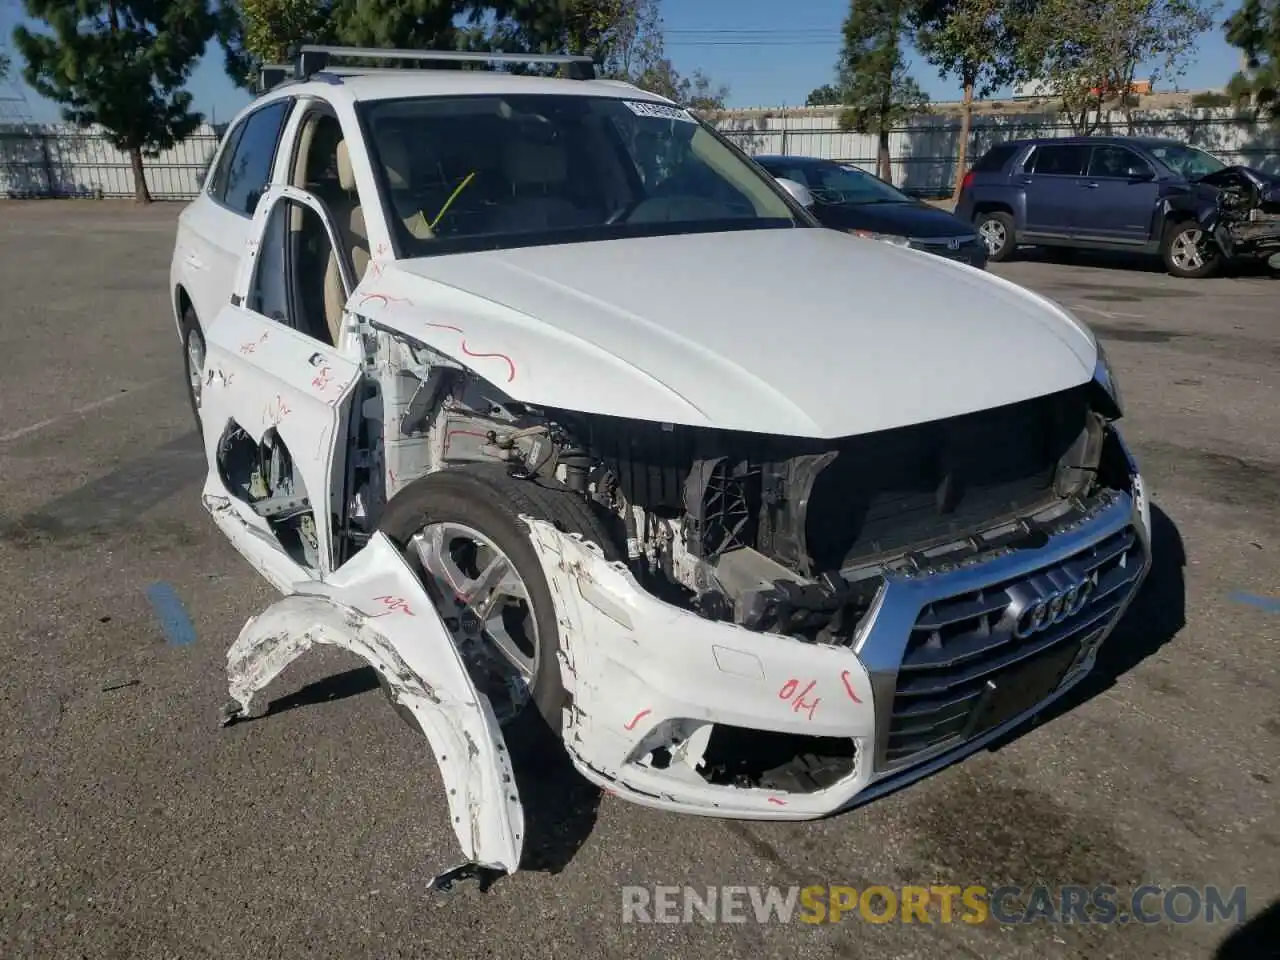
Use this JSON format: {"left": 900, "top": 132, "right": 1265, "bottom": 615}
{"left": 379, "top": 135, "right": 432, "bottom": 240}
{"left": 323, "top": 139, "right": 367, "bottom": 344}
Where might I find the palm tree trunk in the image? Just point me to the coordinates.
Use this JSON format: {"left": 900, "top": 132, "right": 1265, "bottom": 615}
{"left": 952, "top": 81, "right": 975, "bottom": 202}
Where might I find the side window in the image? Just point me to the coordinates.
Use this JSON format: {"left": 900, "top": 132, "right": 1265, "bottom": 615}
{"left": 207, "top": 123, "right": 245, "bottom": 201}
{"left": 1088, "top": 145, "right": 1154, "bottom": 179}
{"left": 973, "top": 143, "right": 1019, "bottom": 173}
{"left": 220, "top": 101, "right": 291, "bottom": 217}
{"left": 1026, "top": 144, "right": 1089, "bottom": 177}
{"left": 248, "top": 198, "right": 348, "bottom": 347}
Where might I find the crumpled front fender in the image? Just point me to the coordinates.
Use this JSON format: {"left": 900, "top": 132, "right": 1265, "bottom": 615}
{"left": 221, "top": 533, "right": 525, "bottom": 882}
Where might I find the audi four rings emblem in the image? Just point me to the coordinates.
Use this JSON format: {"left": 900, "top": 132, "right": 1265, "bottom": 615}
{"left": 1011, "top": 571, "right": 1097, "bottom": 637}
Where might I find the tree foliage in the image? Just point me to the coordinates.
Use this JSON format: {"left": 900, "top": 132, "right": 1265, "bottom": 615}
{"left": 215, "top": 0, "right": 729, "bottom": 115}
{"left": 13, "top": 0, "right": 217, "bottom": 201}
{"left": 1226, "top": 0, "right": 1280, "bottom": 121}
{"left": 913, "top": 0, "right": 1031, "bottom": 196}
{"left": 1023, "top": 0, "right": 1219, "bottom": 134}
{"left": 805, "top": 83, "right": 842, "bottom": 106}
{"left": 834, "top": 0, "right": 928, "bottom": 180}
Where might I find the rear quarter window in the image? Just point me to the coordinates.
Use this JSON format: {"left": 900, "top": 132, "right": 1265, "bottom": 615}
{"left": 972, "top": 143, "right": 1021, "bottom": 173}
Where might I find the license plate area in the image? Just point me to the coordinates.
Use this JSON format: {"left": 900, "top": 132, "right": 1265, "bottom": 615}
{"left": 969, "top": 636, "right": 1090, "bottom": 736}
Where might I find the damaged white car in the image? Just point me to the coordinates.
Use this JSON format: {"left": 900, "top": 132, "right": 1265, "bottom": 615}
{"left": 170, "top": 46, "right": 1153, "bottom": 890}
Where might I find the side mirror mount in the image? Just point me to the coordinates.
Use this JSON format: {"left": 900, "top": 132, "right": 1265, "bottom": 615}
{"left": 774, "top": 177, "right": 816, "bottom": 209}
{"left": 1128, "top": 167, "right": 1156, "bottom": 182}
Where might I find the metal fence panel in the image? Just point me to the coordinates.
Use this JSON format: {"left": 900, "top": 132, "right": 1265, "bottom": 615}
{"left": 718, "top": 106, "right": 1280, "bottom": 196}
{"left": 1, "top": 109, "right": 1277, "bottom": 201}
{"left": 1, "top": 123, "right": 221, "bottom": 199}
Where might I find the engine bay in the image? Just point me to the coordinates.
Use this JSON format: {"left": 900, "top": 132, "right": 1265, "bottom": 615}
{"left": 350, "top": 324, "right": 1131, "bottom": 645}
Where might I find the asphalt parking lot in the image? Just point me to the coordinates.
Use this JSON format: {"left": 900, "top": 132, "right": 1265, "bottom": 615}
{"left": 0, "top": 201, "right": 1276, "bottom": 959}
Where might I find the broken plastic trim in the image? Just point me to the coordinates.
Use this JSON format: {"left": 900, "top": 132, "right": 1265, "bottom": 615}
{"left": 220, "top": 533, "right": 525, "bottom": 886}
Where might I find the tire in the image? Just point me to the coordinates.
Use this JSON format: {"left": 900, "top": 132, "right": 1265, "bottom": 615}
{"left": 1161, "top": 220, "right": 1220, "bottom": 279}
{"left": 376, "top": 463, "right": 622, "bottom": 751}
{"left": 179, "top": 304, "right": 205, "bottom": 433}
{"left": 975, "top": 210, "right": 1016, "bottom": 262}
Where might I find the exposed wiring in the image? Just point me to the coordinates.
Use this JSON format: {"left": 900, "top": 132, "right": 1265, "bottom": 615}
{"left": 429, "top": 171, "right": 477, "bottom": 229}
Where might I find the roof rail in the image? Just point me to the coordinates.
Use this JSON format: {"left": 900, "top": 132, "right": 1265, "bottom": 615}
{"left": 295, "top": 45, "right": 597, "bottom": 81}
{"left": 257, "top": 63, "right": 295, "bottom": 95}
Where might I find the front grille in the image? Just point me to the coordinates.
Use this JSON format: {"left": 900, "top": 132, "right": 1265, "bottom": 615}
{"left": 909, "top": 236, "right": 983, "bottom": 263}
{"left": 884, "top": 525, "right": 1144, "bottom": 767}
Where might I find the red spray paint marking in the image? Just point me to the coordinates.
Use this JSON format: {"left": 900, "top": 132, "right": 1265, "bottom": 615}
{"left": 425, "top": 321, "right": 518, "bottom": 384}
{"left": 357, "top": 292, "right": 413, "bottom": 310}
{"left": 623, "top": 709, "right": 651, "bottom": 731}
{"left": 369, "top": 595, "right": 415, "bottom": 618}
{"left": 239, "top": 331, "right": 269, "bottom": 355}
{"left": 840, "top": 670, "right": 863, "bottom": 704}
{"left": 778, "top": 678, "right": 821, "bottom": 721}
{"left": 311, "top": 364, "right": 334, "bottom": 392}
{"left": 767, "top": 797, "right": 787, "bottom": 806}
{"left": 263, "top": 395, "right": 291, "bottom": 427}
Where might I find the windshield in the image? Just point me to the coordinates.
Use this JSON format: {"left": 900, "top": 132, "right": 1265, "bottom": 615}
{"left": 781, "top": 162, "right": 911, "bottom": 205}
{"left": 1146, "top": 143, "right": 1227, "bottom": 179}
{"left": 360, "top": 94, "right": 804, "bottom": 256}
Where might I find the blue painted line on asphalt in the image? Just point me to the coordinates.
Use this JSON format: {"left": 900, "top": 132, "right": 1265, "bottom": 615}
{"left": 146, "top": 582, "right": 198, "bottom": 647}
{"left": 1230, "top": 591, "right": 1280, "bottom": 615}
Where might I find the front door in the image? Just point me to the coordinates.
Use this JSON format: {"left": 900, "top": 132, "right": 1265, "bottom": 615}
{"left": 197, "top": 185, "right": 364, "bottom": 592}
{"left": 1074, "top": 144, "right": 1161, "bottom": 244}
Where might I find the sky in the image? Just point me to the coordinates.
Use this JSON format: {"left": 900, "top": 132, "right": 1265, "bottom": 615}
{"left": 1, "top": 0, "right": 1248, "bottom": 123}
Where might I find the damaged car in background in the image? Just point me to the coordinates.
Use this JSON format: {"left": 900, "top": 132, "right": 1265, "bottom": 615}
{"left": 169, "top": 46, "right": 1153, "bottom": 892}
{"left": 958, "top": 135, "right": 1280, "bottom": 278}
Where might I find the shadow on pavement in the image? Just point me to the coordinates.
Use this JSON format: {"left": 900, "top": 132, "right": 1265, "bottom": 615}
{"left": 254, "top": 666, "right": 382, "bottom": 718}
{"left": 1215, "top": 897, "right": 1280, "bottom": 959}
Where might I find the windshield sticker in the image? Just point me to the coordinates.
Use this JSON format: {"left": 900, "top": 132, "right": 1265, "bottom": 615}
{"left": 623, "top": 100, "right": 697, "bottom": 123}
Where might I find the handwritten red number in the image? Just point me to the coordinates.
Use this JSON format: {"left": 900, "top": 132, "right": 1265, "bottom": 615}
{"left": 778, "top": 678, "right": 821, "bottom": 720}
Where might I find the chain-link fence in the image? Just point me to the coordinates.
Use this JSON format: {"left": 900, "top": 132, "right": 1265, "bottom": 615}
{"left": 0, "top": 123, "right": 223, "bottom": 199}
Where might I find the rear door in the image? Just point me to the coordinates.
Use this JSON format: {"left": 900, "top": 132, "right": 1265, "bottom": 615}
{"left": 1020, "top": 143, "right": 1091, "bottom": 238}
{"left": 180, "top": 99, "right": 294, "bottom": 327}
{"left": 197, "top": 184, "right": 363, "bottom": 591}
{"left": 1074, "top": 144, "right": 1161, "bottom": 244}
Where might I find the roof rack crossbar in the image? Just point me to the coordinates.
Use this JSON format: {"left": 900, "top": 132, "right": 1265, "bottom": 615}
{"left": 295, "top": 45, "right": 596, "bottom": 81}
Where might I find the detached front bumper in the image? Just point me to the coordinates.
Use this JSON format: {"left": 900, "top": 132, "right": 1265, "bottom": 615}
{"left": 523, "top": 475, "right": 1151, "bottom": 821}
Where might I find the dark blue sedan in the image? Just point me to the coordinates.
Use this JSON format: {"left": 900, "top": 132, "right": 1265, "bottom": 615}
{"left": 754, "top": 155, "right": 989, "bottom": 269}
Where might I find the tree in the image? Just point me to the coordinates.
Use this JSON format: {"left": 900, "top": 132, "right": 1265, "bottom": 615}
{"left": 1226, "top": 0, "right": 1279, "bottom": 121}
{"left": 1024, "top": 0, "right": 1218, "bottom": 135}
{"left": 912, "top": 0, "right": 1031, "bottom": 199}
{"left": 218, "top": 0, "right": 335, "bottom": 88}
{"left": 13, "top": 0, "right": 217, "bottom": 202}
{"left": 834, "top": 0, "right": 929, "bottom": 181}
{"left": 805, "top": 83, "right": 842, "bottom": 106}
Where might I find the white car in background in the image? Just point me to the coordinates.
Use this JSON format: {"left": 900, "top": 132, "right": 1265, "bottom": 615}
{"left": 169, "top": 46, "right": 1152, "bottom": 891}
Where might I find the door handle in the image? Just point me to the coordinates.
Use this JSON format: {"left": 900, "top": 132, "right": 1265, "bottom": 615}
{"left": 1081, "top": 181, "right": 1100, "bottom": 188}
{"left": 1019, "top": 178, "right": 1034, "bottom": 185}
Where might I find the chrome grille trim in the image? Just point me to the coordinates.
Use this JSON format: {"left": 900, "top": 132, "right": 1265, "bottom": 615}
{"left": 854, "top": 487, "right": 1150, "bottom": 775}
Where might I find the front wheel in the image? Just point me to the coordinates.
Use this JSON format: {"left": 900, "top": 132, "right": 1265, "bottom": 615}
{"left": 1162, "top": 221, "right": 1220, "bottom": 279}
{"left": 975, "top": 210, "right": 1016, "bottom": 262}
{"left": 180, "top": 305, "right": 205, "bottom": 433}
{"left": 376, "top": 464, "right": 621, "bottom": 749}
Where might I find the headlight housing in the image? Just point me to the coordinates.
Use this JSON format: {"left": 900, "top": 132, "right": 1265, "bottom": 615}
{"left": 1093, "top": 340, "right": 1124, "bottom": 414}
{"left": 849, "top": 229, "right": 911, "bottom": 247}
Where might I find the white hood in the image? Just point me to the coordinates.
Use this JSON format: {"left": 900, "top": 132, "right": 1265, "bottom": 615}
{"left": 361, "top": 227, "right": 1097, "bottom": 439}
